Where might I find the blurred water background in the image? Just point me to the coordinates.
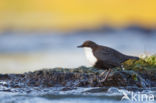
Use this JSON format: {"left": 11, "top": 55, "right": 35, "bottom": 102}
{"left": 0, "top": 0, "right": 156, "bottom": 103}
{"left": 0, "top": 30, "right": 156, "bottom": 73}
{"left": 0, "top": 0, "right": 156, "bottom": 73}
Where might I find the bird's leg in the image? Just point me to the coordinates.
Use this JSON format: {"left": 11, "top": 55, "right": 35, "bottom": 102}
{"left": 99, "top": 69, "right": 111, "bottom": 82}
{"left": 99, "top": 70, "right": 107, "bottom": 77}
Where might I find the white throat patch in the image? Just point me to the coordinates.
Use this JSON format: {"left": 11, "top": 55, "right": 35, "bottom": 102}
{"left": 84, "top": 47, "right": 97, "bottom": 65}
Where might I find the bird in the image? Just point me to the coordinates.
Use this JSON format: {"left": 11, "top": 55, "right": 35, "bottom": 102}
{"left": 77, "top": 40, "right": 139, "bottom": 82}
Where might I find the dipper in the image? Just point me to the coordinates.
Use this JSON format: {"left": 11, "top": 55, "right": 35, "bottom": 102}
{"left": 77, "top": 40, "right": 139, "bottom": 82}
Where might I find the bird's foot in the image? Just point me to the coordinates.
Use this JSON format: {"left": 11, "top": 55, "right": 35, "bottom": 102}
{"left": 99, "top": 69, "right": 111, "bottom": 83}
{"left": 99, "top": 76, "right": 107, "bottom": 82}
{"left": 99, "top": 70, "right": 107, "bottom": 77}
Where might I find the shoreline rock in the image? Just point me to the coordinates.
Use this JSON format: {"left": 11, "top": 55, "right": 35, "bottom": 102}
{"left": 0, "top": 66, "right": 155, "bottom": 89}
{"left": 0, "top": 56, "right": 155, "bottom": 89}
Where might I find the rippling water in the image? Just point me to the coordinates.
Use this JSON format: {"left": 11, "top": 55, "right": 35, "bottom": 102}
{"left": 0, "top": 85, "right": 156, "bottom": 103}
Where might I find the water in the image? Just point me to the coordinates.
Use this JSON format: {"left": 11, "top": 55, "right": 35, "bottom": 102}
{"left": 0, "top": 31, "right": 156, "bottom": 54}
{"left": 0, "top": 30, "right": 156, "bottom": 73}
{"left": 0, "top": 85, "right": 156, "bottom": 103}
{"left": 0, "top": 30, "right": 156, "bottom": 103}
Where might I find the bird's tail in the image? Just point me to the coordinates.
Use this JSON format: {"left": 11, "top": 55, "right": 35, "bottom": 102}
{"left": 127, "top": 56, "right": 139, "bottom": 60}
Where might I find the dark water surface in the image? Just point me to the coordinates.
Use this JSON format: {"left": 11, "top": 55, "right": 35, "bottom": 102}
{"left": 0, "top": 81, "right": 156, "bottom": 103}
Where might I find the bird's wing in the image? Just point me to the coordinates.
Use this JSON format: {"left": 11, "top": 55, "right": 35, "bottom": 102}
{"left": 94, "top": 47, "right": 122, "bottom": 66}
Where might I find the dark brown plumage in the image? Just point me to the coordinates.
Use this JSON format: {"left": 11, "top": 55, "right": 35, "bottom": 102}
{"left": 78, "top": 40, "right": 139, "bottom": 82}
{"left": 78, "top": 40, "right": 139, "bottom": 70}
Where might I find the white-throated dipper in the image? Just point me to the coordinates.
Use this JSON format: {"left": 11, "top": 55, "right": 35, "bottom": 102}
{"left": 77, "top": 40, "right": 139, "bottom": 82}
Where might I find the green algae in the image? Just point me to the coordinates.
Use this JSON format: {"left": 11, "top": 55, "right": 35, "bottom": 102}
{"left": 123, "top": 55, "right": 156, "bottom": 72}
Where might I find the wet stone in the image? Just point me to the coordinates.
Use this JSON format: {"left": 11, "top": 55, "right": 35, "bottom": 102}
{"left": 0, "top": 66, "right": 156, "bottom": 89}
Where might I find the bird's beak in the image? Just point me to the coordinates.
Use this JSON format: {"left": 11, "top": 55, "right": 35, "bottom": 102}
{"left": 77, "top": 45, "right": 83, "bottom": 48}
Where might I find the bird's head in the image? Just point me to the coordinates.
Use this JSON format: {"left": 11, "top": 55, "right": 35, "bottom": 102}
{"left": 77, "top": 40, "right": 97, "bottom": 48}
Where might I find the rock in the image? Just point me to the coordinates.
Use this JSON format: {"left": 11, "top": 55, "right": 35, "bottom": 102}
{"left": 0, "top": 56, "right": 155, "bottom": 89}
{"left": 0, "top": 66, "right": 155, "bottom": 89}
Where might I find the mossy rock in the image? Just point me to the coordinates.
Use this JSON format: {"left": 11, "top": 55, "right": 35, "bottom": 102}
{"left": 123, "top": 55, "right": 156, "bottom": 72}
{"left": 0, "top": 56, "right": 155, "bottom": 88}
